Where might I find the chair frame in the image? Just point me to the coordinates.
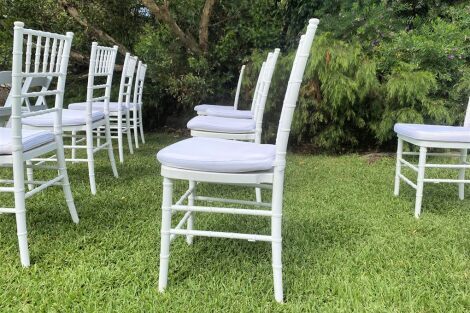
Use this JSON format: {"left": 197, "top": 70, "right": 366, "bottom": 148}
{"left": 190, "top": 49, "right": 280, "bottom": 144}
{"left": 394, "top": 97, "right": 470, "bottom": 217}
{"left": 130, "top": 61, "right": 147, "bottom": 148}
{"left": 25, "top": 42, "right": 119, "bottom": 195}
{"left": 0, "top": 22, "right": 79, "bottom": 266}
{"left": 157, "top": 19, "right": 319, "bottom": 303}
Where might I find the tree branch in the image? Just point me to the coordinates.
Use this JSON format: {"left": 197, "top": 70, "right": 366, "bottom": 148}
{"left": 199, "top": 0, "right": 216, "bottom": 52}
{"left": 141, "top": 0, "right": 202, "bottom": 55}
{"left": 58, "top": 0, "right": 131, "bottom": 56}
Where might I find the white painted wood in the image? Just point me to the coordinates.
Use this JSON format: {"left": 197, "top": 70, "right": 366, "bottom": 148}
{"left": 233, "top": 65, "right": 245, "bottom": 110}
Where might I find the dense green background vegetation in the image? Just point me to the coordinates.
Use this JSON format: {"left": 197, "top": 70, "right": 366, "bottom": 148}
{"left": 1, "top": 0, "right": 469, "bottom": 151}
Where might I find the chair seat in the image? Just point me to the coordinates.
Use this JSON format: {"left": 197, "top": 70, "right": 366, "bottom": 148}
{"left": 394, "top": 123, "right": 470, "bottom": 143}
{"left": 0, "top": 127, "right": 54, "bottom": 155}
{"left": 68, "top": 102, "right": 128, "bottom": 112}
{"left": 194, "top": 104, "right": 233, "bottom": 113}
{"left": 127, "top": 102, "right": 141, "bottom": 110}
{"left": 187, "top": 116, "right": 255, "bottom": 133}
{"left": 22, "top": 109, "right": 105, "bottom": 127}
{"left": 157, "top": 137, "right": 275, "bottom": 173}
{"left": 204, "top": 107, "right": 252, "bottom": 119}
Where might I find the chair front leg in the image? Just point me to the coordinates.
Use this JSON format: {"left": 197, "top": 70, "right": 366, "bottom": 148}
{"left": 159, "top": 177, "right": 173, "bottom": 292}
{"left": 133, "top": 109, "right": 139, "bottom": 149}
{"left": 13, "top": 158, "right": 29, "bottom": 266}
{"left": 117, "top": 115, "right": 124, "bottom": 163}
{"left": 139, "top": 108, "right": 145, "bottom": 144}
{"left": 71, "top": 129, "right": 77, "bottom": 163}
{"left": 415, "top": 146, "right": 427, "bottom": 218}
{"left": 126, "top": 111, "right": 134, "bottom": 155}
{"left": 105, "top": 116, "right": 119, "bottom": 178}
{"left": 394, "top": 138, "right": 403, "bottom": 196}
{"left": 458, "top": 148, "right": 467, "bottom": 200}
{"left": 186, "top": 180, "right": 196, "bottom": 245}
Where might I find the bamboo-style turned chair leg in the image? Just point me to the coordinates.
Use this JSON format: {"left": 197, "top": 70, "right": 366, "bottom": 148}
{"left": 159, "top": 177, "right": 173, "bottom": 292}
{"left": 55, "top": 136, "right": 79, "bottom": 223}
{"left": 118, "top": 117, "right": 124, "bottom": 164}
{"left": 86, "top": 125, "right": 97, "bottom": 195}
{"left": 126, "top": 112, "right": 134, "bottom": 154}
{"left": 71, "top": 129, "right": 77, "bottom": 163}
{"left": 272, "top": 171, "right": 284, "bottom": 303}
{"left": 414, "top": 146, "right": 427, "bottom": 218}
{"left": 458, "top": 149, "right": 467, "bottom": 200}
{"left": 139, "top": 108, "right": 145, "bottom": 144}
{"left": 255, "top": 187, "right": 262, "bottom": 202}
{"left": 13, "top": 160, "right": 30, "bottom": 267}
{"left": 133, "top": 110, "right": 139, "bottom": 149}
{"left": 26, "top": 160, "right": 34, "bottom": 191}
{"left": 105, "top": 117, "right": 119, "bottom": 178}
{"left": 394, "top": 138, "right": 403, "bottom": 196}
{"left": 186, "top": 180, "right": 196, "bottom": 245}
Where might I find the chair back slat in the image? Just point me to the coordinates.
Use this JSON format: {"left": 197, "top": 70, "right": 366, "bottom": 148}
{"left": 117, "top": 53, "right": 138, "bottom": 110}
{"left": 250, "top": 62, "right": 266, "bottom": 114}
{"left": 85, "top": 43, "right": 118, "bottom": 115}
{"left": 132, "top": 61, "right": 147, "bottom": 110}
{"left": 10, "top": 21, "right": 74, "bottom": 152}
{"left": 465, "top": 97, "right": 470, "bottom": 127}
{"left": 275, "top": 18, "right": 319, "bottom": 160}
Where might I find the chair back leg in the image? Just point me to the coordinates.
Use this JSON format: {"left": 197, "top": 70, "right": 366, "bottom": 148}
{"left": 126, "top": 111, "right": 134, "bottom": 154}
{"left": 186, "top": 180, "right": 196, "bottom": 245}
{"left": 117, "top": 116, "right": 124, "bottom": 163}
{"left": 133, "top": 109, "right": 139, "bottom": 149}
{"left": 105, "top": 116, "right": 119, "bottom": 178}
{"left": 139, "top": 108, "right": 145, "bottom": 144}
{"left": 394, "top": 138, "right": 403, "bottom": 196}
{"left": 86, "top": 123, "right": 97, "bottom": 195}
{"left": 159, "top": 177, "right": 173, "bottom": 292}
{"left": 458, "top": 149, "right": 467, "bottom": 200}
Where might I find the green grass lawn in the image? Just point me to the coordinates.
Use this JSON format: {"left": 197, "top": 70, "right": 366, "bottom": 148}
{"left": 0, "top": 132, "right": 468, "bottom": 312}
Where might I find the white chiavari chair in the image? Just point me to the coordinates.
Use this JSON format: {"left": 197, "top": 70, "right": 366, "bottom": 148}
{"left": 156, "top": 19, "right": 319, "bottom": 303}
{"left": 0, "top": 22, "right": 79, "bottom": 266}
{"left": 194, "top": 64, "right": 246, "bottom": 116}
{"left": 129, "top": 61, "right": 147, "bottom": 148}
{"left": 394, "top": 97, "right": 470, "bottom": 217}
{"left": 69, "top": 53, "right": 137, "bottom": 163}
{"left": 22, "top": 42, "right": 119, "bottom": 195}
{"left": 187, "top": 49, "right": 280, "bottom": 143}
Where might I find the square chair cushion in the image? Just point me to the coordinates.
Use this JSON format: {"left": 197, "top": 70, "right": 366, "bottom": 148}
{"left": 157, "top": 137, "right": 276, "bottom": 173}
{"left": 204, "top": 107, "right": 253, "bottom": 119}
{"left": 22, "top": 109, "right": 105, "bottom": 127}
{"left": 0, "top": 127, "right": 54, "bottom": 154}
{"left": 187, "top": 116, "right": 255, "bottom": 133}
{"left": 194, "top": 104, "right": 233, "bottom": 113}
{"left": 68, "top": 101, "right": 128, "bottom": 112}
{"left": 394, "top": 123, "right": 470, "bottom": 142}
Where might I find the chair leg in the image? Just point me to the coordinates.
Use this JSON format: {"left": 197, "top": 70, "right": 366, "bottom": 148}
{"left": 26, "top": 160, "right": 34, "bottom": 191}
{"left": 272, "top": 170, "right": 284, "bottom": 303}
{"left": 133, "top": 110, "right": 139, "bottom": 149}
{"left": 126, "top": 112, "right": 134, "bottom": 155}
{"left": 118, "top": 116, "right": 124, "bottom": 164}
{"left": 13, "top": 158, "right": 29, "bottom": 267}
{"left": 415, "top": 146, "right": 427, "bottom": 218}
{"left": 139, "top": 108, "right": 145, "bottom": 144}
{"left": 96, "top": 127, "right": 102, "bottom": 147}
{"left": 55, "top": 135, "right": 79, "bottom": 223}
{"left": 86, "top": 125, "right": 97, "bottom": 195}
{"left": 394, "top": 138, "right": 403, "bottom": 196}
{"left": 159, "top": 177, "right": 173, "bottom": 292}
{"left": 255, "top": 187, "right": 262, "bottom": 202}
{"left": 186, "top": 180, "right": 196, "bottom": 245}
{"left": 71, "top": 129, "right": 77, "bottom": 163}
{"left": 105, "top": 117, "right": 119, "bottom": 178}
{"left": 458, "top": 148, "right": 467, "bottom": 200}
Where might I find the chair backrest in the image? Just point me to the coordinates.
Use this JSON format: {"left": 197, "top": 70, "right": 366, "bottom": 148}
{"left": 275, "top": 19, "right": 319, "bottom": 160}
{"left": 11, "top": 21, "right": 73, "bottom": 146}
{"left": 250, "top": 61, "right": 266, "bottom": 114}
{"left": 131, "top": 60, "right": 147, "bottom": 111}
{"left": 233, "top": 65, "right": 245, "bottom": 110}
{"left": 117, "top": 53, "right": 138, "bottom": 111}
{"left": 85, "top": 42, "right": 118, "bottom": 115}
{"left": 464, "top": 97, "right": 470, "bottom": 127}
{"left": 253, "top": 48, "right": 280, "bottom": 143}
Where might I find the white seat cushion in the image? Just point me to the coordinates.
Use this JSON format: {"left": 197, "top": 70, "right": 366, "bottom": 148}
{"left": 194, "top": 104, "right": 233, "bottom": 113}
{"left": 394, "top": 123, "right": 470, "bottom": 142}
{"left": 0, "top": 127, "right": 54, "bottom": 155}
{"left": 187, "top": 116, "right": 255, "bottom": 133}
{"left": 127, "top": 102, "right": 141, "bottom": 110}
{"left": 68, "top": 102, "right": 128, "bottom": 112}
{"left": 157, "top": 137, "right": 275, "bottom": 173}
{"left": 22, "top": 109, "right": 105, "bottom": 127}
{"left": 204, "top": 107, "right": 252, "bottom": 119}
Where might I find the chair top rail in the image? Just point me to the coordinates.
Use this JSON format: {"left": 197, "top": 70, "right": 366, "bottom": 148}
{"left": 21, "top": 28, "right": 69, "bottom": 41}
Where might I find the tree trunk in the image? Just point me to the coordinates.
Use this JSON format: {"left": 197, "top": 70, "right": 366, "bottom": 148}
{"left": 199, "top": 0, "right": 216, "bottom": 53}
{"left": 58, "top": 0, "right": 131, "bottom": 56}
